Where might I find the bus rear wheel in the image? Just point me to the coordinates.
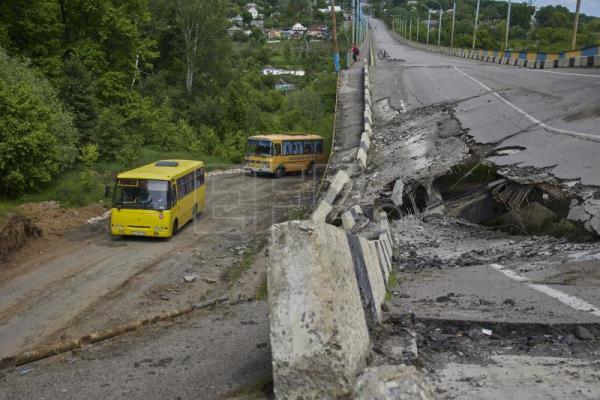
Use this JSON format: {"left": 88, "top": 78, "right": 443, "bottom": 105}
{"left": 193, "top": 204, "right": 198, "bottom": 218}
{"left": 275, "top": 167, "right": 285, "bottom": 178}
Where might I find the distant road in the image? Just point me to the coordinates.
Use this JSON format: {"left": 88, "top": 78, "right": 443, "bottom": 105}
{"left": 370, "top": 18, "right": 600, "bottom": 187}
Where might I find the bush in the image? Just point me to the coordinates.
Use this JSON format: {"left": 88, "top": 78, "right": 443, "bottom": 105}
{"left": 0, "top": 48, "right": 78, "bottom": 197}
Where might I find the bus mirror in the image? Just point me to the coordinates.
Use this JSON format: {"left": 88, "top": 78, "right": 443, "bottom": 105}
{"left": 104, "top": 184, "right": 112, "bottom": 198}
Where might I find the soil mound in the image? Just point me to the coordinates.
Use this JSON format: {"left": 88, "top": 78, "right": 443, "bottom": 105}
{"left": 0, "top": 214, "right": 42, "bottom": 264}
{"left": 18, "top": 201, "right": 106, "bottom": 239}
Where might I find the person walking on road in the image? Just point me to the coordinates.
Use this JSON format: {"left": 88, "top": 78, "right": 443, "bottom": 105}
{"left": 352, "top": 44, "right": 360, "bottom": 63}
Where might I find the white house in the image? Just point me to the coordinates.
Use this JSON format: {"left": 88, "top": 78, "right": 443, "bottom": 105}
{"left": 229, "top": 15, "right": 243, "bottom": 26}
{"left": 318, "top": 6, "right": 341, "bottom": 13}
{"left": 247, "top": 6, "right": 259, "bottom": 19}
{"left": 227, "top": 25, "right": 243, "bottom": 37}
{"left": 262, "top": 66, "right": 305, "bottom": 77}
{"left": 292, "top": 23, "right": 307, "bottom": 33}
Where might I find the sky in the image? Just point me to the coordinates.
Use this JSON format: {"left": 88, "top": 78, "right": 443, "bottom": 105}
{"left": 534, "top": 0, "right": 600, "bottom": 17}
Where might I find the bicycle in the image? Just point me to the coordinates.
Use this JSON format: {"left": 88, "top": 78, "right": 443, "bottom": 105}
{"left": 377, "top": 48, "right": 405, "bottom": 63}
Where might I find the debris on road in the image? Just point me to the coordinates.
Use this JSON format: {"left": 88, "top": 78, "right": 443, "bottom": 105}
{"left": 182, "top": 274, "right": 198, "bottom": 283}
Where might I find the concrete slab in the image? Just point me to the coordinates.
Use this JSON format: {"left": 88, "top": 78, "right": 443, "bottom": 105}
{"left": 437, "top": 355, "right": 600, "bottom": 400}
{"left": 268, "top": 220, "right": 370, "bottom": 399}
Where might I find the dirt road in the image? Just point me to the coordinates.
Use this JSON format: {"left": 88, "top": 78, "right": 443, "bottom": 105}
{"left": 0, "top": 172, "right": 317, "bottom": 358}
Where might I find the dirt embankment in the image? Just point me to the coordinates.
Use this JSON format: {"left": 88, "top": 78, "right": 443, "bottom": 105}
{"left": 0, "top": 201, "right": 107, "bottom": 265}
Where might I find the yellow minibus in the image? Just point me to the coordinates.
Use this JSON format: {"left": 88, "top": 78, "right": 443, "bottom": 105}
{"left": 244, "top": 134, "right": 326, "bottom": 177}
{"left": 110, "top": 160, "right": 205, "bottom": 238}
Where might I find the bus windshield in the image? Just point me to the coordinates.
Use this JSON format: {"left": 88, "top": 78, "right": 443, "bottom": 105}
{"left": 113, "top": 179, "right": 170, "bottom": 210}
{"left": 246, "top": 139, "right": 272, "bottom": 157}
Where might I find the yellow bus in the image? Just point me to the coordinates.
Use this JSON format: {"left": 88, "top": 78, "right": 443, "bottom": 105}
{"left": 110, "top": 160, "right": 205, "bottom": 238}
{"left": 244, "top": 134, "right": 326, "bottom": 178}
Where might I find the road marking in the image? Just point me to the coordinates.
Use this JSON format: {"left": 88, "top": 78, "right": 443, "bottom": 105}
{"left": 454, "top": 66, "right": 600, "bottom": 144}
{"left": 531, "top": 69, "right": 600, "bottom": 79}
{"left": 489, "top": 263, "right": 529, "bottom": 282}
{"left": 489, "top": 263, "right": 600, "bottom": 318}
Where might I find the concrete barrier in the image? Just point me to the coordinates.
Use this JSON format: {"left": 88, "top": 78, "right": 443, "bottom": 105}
{"left": 342, "top": 205, "right": 367, "bottom": 231}
{"left": 357, "top": 131, "right": 370, "bottom": 169}
{"left": 364, "top": 109, "right": 372, "bottom": 126}
{"left": 354, "top": 365, "right": 435, "bottom": 400}
{"left": 268, "top": 220, "right": 371, "bottom": 399}
{"left": 595, "top": 55, "right": 600, "bottom": 67}
{"left": 348, "top": 233, "right": 387, "bottom": 324}
{"left": 311, "top": 171, "right": 350, "bottom": 222}
{"left": 558, "top": 58, "right": 569, "bottom": 68}
{"left": 542, "top": 60, "right": 554, "bottom": 69}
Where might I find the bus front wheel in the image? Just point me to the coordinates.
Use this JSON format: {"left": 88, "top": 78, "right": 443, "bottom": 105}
{"left": 172, "top": 220, "right": 179, "bottom": 236}
{"left": 275, "top": 167, "right": 285, "bottom": 178}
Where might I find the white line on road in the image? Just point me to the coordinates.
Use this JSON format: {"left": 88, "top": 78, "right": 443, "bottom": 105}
{"left": 489, "top": 263, "right": 600, "bottom": 318}
{"left": 454, "top": 66, "right": 600, "bottom": 144}
{"left": 531, "top": 69, "right": 600, "bottom": 79}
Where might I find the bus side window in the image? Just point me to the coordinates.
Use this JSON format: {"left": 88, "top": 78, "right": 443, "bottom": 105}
{"left": 177, "top": 178, "right": 185, "bottom": 199}
{"left": 274, "top": 143, "right": 281, "bottom": 156}
{"left": 185, "top": 172, "right": 194, "bottom": 194}
{"left": 171, "top": 184, "right": 178, "bottom": 206}
{"left": 195, "top": 168, "right": 205, "bottom": 187}
{"left": 315, "top": 140, "right": 323, "bottom": 154}
{"left": 304, "top": 141, "right": 313, "bottom": 154}
{"left": 283, "top": 141, "right": 292, "bottom": 155}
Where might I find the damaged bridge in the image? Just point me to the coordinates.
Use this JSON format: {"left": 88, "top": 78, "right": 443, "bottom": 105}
{"left": 266, "top": 18, "right": 600, "bottom": 400}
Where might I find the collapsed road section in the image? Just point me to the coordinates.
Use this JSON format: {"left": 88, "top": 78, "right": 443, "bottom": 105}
{"left": 266, "top": 18, "right": 600, "bottom": 399}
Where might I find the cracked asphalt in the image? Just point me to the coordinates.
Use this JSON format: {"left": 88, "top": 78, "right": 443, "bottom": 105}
{"left": 367, "top": 18, "right": 600, "bottom": 399}
{"left": 370, "top": 19, "right": 600, "bottom": 188}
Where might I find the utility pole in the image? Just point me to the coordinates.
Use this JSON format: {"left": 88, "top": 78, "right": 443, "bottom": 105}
{"left": 409, "top": 17, "right": 413, "bottom": 40}
{"left": 571, "top": 0, "right": 582, "bottom": 50}
{"left": 427, "top": 10, "right": 431, "bottom": 44}
{"left": 450, "top": 0, "right": 456, "bottom": 48}
{"left": 472, "top": 0, "right": 480, "bottom": 49}
{"left": 504, "top": 0, "right": 512, "bottom": 50}
{"left": 437, "top": 6, "right": 443, "bottom": 46}
{"left": 331, "top": 0, "right": 339, "bottom": 72}
{"left": 417, "top": 14, "right": 420, "bottom": 43}
{"left": 352, "top": 0, "right": 356, "bottom": 45}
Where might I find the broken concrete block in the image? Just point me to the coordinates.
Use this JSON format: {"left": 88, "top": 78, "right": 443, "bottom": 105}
{"left": 268, "top": 220, "right": 370, "bottom": 399}
{"left": 567, "top": 204, "right": 590, "bottom": 223}
{"left": 423, "top": 204, "right": 445, "bottom": 222}
{"left": 391, "top": 179, "right": 404, "bottom": 206}
{"left": 311, "top": 170, "right": 350, "bottom": 222}
{"left": 589, "top": 215, "right": 600, "bottom": 235}
{"left": 353, "top": 365, "right": 435, "bottom": 400}
{"left": 350, "top": 235, "right": 387, "bottom": 325}
{"left": 583, "top": 199, "right": 600, "bottom": 217}
{"left": 375, "top": 238, "right": 391, "bottom": 283}
{"left": 342, "top": 205, "right": 368, "bottom": 232}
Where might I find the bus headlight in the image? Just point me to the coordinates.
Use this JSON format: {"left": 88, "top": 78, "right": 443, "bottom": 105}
{"left": 112, "top": 224, "right": 124, "bottom": 231}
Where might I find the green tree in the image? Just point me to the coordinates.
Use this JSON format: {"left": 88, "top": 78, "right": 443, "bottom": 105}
{"left": 0, "top": 49, "right": 77, "bottom": 196}
{"left": 59, "top": 56, "right": 98, "bottom": 141}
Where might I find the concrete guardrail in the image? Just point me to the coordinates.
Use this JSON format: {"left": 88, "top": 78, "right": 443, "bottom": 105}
{"left": 393, "top": 32, "right": 600, "bottom": 70}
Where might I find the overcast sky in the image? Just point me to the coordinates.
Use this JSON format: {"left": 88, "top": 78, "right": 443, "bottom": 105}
{"left": 534, "top": 0, "right": 600, "bottom": 17}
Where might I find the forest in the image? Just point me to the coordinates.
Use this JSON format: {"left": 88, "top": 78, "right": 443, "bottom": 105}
{"left": 374, "top": 0, "right": 600, "bottom": 51}
{"left": 0, "top": 0, "right": 349, "bottom": 213}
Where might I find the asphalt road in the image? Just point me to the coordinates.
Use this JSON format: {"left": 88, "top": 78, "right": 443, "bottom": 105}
{"left": 370, "top": 19, "right": 600, "bottom": 187}
{"left": 0, "top": 172, "right": 316, "bottom": 358}
{"left": 369, "top": 20, "right": 600, "bottom": 398}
